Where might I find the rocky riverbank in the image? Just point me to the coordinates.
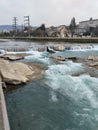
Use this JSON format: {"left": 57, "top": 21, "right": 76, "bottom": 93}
{"left": 0, "top": 58, "right": 45, "bottom": 88}
{"left": 0, "top": 43, "right": 98, "bottom": 89}
{"left": 50, "top": 54, "right": 98, "bottom": 78}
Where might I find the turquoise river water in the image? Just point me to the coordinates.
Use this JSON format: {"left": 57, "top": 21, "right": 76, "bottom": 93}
{"left": 2, "top": 41, "right": 98, "bottom": 130}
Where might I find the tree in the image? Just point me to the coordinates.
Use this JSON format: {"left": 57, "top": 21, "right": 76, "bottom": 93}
{"left": 31, "top": 24, "right": 47, "bottom": 37}
{"left": 40, "top": 24, "right": 46, "bottom": 31}
{"left": 69, "top": 17, "right": 76, "bottom": 37}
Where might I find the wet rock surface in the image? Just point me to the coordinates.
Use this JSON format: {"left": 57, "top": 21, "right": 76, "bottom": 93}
{"left": 1, "top": 54, "right": 24, "bottom": 61}
{"left": 74, "top": 57, "right": 98, "bottom": 77}
{"left": 88, "top": 56, "right": 98, "bottom": 61}
{"left": 53, "top": 45, "right": 65, "bottom": 51}
{"left": 51, "top": 56, "right": 77, "bottom": 62}
{"left": 88, "top": 62, "right": 98, "bottom": 67}
{"left": 52, "top": 56, "right": 66, "bottom": 61}
{"left": 0, "top": 60, "right": 44, "bottom": 85}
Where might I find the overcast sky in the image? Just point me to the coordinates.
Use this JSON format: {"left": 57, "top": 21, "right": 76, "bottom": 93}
{"left": 0, "top": 0, "right": 98, "bottom": 27}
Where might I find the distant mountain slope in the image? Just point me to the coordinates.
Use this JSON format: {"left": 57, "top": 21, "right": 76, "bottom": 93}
{"left": 0, "top": 25, "right": 23, "bottom": 31}
{"left": 0, "top": 25, "right": 38, "bottom": 31}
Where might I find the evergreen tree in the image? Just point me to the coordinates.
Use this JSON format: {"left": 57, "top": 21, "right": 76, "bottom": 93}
{"left": 69, "top": 17, "right": 76, "bottom": 37}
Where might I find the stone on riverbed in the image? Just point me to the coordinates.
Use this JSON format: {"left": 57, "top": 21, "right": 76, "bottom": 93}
{"left": 53, "top": 45, "right": 65, "bottom": 51}
{"left": 52, "top": 56, "right": 77, "bottom": 61}
{"left": 0, "top": 60, "right": 33, "bottom": 85}
{"left": 38, "top": 47, "right": 45, "bottom": 52}
{"left": 52, "top": 56, "right": 66, "bottom": 61}
{"left": 88, "top": 56, "right": 98, "bottom": 61}
{"left": 2, "top": 54, "right": 24, "bottom": 61}
{"left": 89, "top": 62, "right": 98, "bottom": 67}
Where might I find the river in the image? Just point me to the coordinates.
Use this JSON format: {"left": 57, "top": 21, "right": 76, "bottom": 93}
{"left": 2, "top": 41, "right": 98, "bottom": 130}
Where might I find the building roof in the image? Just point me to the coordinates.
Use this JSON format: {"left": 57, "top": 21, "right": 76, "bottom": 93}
{"left": 80, "top": 19, "right": 98, "bottom": 23}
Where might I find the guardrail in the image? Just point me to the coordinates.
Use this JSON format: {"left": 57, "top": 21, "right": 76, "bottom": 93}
{"left": 0, "top": 77, "right": 10, "bottom": 130}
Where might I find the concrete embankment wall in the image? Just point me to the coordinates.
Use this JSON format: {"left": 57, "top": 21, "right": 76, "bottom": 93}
{"left": 1, "top": 37, "right": 98, "bottom": 43}
{"left": 0, "top": 77, "right": 10, "bottom": 130}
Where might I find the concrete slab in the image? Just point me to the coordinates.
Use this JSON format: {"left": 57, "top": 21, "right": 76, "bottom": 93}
{"left": 0, "top": 77, "right": 10, "bottom": 130}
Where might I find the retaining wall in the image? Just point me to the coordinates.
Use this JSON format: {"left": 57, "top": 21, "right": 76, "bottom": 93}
{"left": 0, "top": 77, "right": 10, "bottom": 130}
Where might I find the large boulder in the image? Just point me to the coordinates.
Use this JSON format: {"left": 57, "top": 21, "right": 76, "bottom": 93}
{"left": 2, "top": 54, "right": 24, "bottom": 61}
{"left": 38, "top": 47, "right": 45, "bottom": 52}
{"left": 0, "top": 60, "right": 33, "bottom": 85}
{"left": 89, "top": 62, "right": 98, "bottom": 67}
{"left": 52, "top": 56, "right": 66, "bottom": 61}
{"left": 88, "top": 56, "right": 98, "bottom": 61}
{"left": 53, "top": 45, "right": 65, "bottom": 51}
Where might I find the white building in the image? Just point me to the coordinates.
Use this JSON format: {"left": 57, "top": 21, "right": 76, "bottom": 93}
{"left": 79, "top": 18, "right": 98, "bottom": 28}
{"left": 76, "top": 18, "right": 98, "bottom": 35}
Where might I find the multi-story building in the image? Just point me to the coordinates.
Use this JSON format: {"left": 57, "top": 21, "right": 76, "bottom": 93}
{"left": 76, "top": 18, "right": 98, "bottom": 36}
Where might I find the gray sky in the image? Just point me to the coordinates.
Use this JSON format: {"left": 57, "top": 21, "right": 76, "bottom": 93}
{"left": 0, "top": 0, "right": 98, "bottom": 27}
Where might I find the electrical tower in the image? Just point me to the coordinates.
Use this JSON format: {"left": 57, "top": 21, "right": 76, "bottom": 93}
{"left": 13, "top": 17, "right": 18, "bottom": 36}
{"left": 24, "top": 16, "right": 31, "bottom": 37}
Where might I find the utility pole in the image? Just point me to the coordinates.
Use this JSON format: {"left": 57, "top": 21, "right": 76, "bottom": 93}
{"left": 24, "top": 16, "right": 31, "bottom": 37}
{"left": 13, "top": 17, "right": 18, "bottom": 37}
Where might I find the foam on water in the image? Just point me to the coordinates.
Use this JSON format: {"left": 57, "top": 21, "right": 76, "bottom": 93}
{"left": 5, "top": 43, "right": 98, "bottom": 130}
{"left": 49, "top": 91, "right": 58, "bottom": 102}
{"left": 1, "top": 49, "right": 51, "bottom": 65}
{"left": 25, "top": 51, "right": 51, "bottom": 65}
{"left": 46, "top": 74, "right": 98, "bottom": 107}
{"left": 68, "top": 45, "right": 98, "bottom": 51}
{"left": 44, "top": 61, "right": 98, "bottom": 124}
{"left": 45, "top": 61, "right": 84, "bottom": 76}
{"left": 6, "top": 49, "right": 43, "bottom": 55}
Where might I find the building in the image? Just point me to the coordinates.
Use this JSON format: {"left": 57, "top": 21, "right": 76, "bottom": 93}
{"left": 76, "top": 18, "right": 98, "bottom": 36}
{"left": 46, "top": 25, "right": 68, "bottom": 37}
{"left": 79, "top": 18, "right": 98, "bottom": 28}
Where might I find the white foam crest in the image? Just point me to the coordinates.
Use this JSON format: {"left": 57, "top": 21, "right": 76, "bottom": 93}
{"left": 25, "top": 55, "right": 50, "bottom": 65}
{"left": 45, "top": 64, "right": 98, "bottom": 108}
{"left": 26, "top": 50, "right": 42, "bottom": 57}
{"left": 68, "top": 45, "right": 98, "bottom": 51}
{"left": 74, "top": 111, "right": 89, "bottom": 118}
{"left": 6, "top": 51, "right": 28, "bottom": 54}
{"left": 6, "top": 50, "right": 43, "bottom": 56}
{"left": 50, "top": 91, "right": 58, "bottom": 102}
{"left": 45, "top": 61, "right": 84, "bottom": 76}
{"left": 72, "top": 75, "right": 98, "bottom": 108}
{"left": 93, "top": 45, "right": 98, "bottom": 50}
{"left": 80, "top": 75, "right": 98, "bottom": 108}
{"left": 0, "top": 49, "right": 6, "bottom": 56}
{"left": 25, "top": 51, "right": 50, "bottom": 65}
{"left": 95, "top": 115, "right": 98, "bottom": 121}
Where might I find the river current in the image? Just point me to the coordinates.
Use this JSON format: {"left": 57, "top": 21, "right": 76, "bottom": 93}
{"left": 3, "top": 41, "right": 98, "bottom": 130}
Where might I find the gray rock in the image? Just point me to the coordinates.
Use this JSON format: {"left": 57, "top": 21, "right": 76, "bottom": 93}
{"left": 0, "top": 60, "right": 33, "bottom": 85}
{"left": 53, "top": 45, "right": 65, "bottom": 51}
{"left": 88, "top": 56, "right": 98, "bottom": 61}
{"left": 52, "top": 56, "right": 77, "bottom": 61}
{"left": 89, "top": 62, "right": 98, "bottom": 67}
{"left": 52, "top": 56, "right": 66, "bottom": 61}
{"left": 2, "top": 54, "right": 24, "bottom": 61}
{"left": 38, "top": 47, "right": 45, "bottom": 52}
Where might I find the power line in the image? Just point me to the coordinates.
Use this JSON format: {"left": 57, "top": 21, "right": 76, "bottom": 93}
{"left": 12, "top": 17, "right": 18, "bottom": 36}
{"left": 24, "top": 16, "right": 31, "bottom": 37}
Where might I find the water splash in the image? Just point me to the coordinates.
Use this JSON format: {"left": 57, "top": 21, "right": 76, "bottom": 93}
{"left": 45, "top": 61, "right": 84, "bottom": 76}
{"left": 49, "top": 91, "right": 58, "bottom": 102}
{"left": 44, "top": 62, "right": 98, "bottom": 118}
{"left": 25, "top": 51, "right": 51, "bottom": 65}
{"left": 68, "top": 45, "right": 98, "bottom": 51}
